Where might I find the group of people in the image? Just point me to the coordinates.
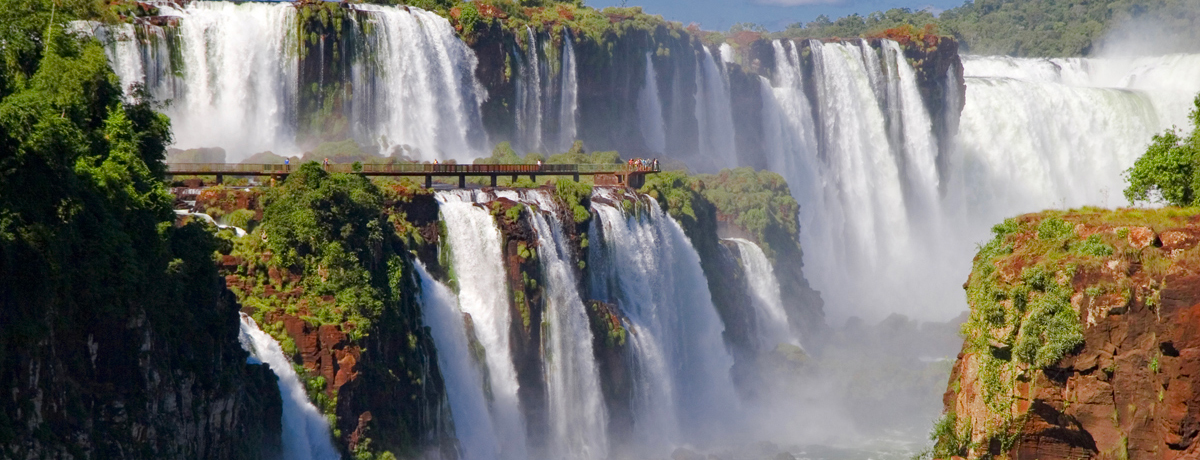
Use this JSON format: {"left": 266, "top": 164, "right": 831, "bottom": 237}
{"left": 628, "top": 158, "right": 658, "bottom": 171}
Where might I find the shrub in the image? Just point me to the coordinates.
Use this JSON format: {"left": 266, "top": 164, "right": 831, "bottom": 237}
{"left": 1124, "top": 94, "right": 1200, "bottom": 206}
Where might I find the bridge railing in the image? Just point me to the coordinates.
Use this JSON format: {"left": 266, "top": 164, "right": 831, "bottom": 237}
{"left": 167, "top": 162, "right": 660, "bottom": 174}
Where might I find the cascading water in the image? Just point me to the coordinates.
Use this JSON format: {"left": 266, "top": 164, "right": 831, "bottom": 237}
{"left": 352, "top": 5, "right": 488, "bottom": 161}
{"left": 435, "top": 191, "right": 530, "bottom": 460}
{"left": 558, "top": 31, "right": 580, "bottom": 152}
{"left": 100, "top": 2, "right": 487, "bottom": 161}
{"left": 154, "top": 1, "right": 299, "bottom": 158}
{"left": 237, "top": 314, "right": 340, "bottom": 460}
{"left": 515, "top": 27, "right": 545, "bottom": 154}
{"left": 760, "top": 37, "right": 1200, "bottom": 320}
{"left": 693, "top": 47, "right": 738, "bottom": 172}
{"left": 945, "top": 53, "right": 1200, "bottom": 238}
{"left": 637, "top": 53, "right": 667, "bottom": 154}
{"left": 416, "top": 261, "right": 502, "bottom": 460}
{"left": 511, "top": 190, "right": 608, "bottom": 459}
{"left": 726, "top": 238, "right": 797, "bottom": 350}
{"left": 587, "top": 190, "right": 741, "bottom": 453}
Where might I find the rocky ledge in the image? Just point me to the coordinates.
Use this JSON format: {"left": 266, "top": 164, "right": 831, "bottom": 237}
{"left": 934, "top": 208, "right": 1200, "bottom": 459}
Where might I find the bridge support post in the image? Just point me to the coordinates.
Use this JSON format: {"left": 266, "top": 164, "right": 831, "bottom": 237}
{"left": 511, "top": 174, "right": 517, "bottom": 183}
{"left": 215, "top": 173, "right": 223, "bottom": 185}
{"left": 490, "top": 175, "right": 497, "bottom": 187}
{"left": 425, "top": 175, "right": 432, "bottom": 189}
{"left": 573, "top": 173, "right": 579, "bottom": 182}
{"left": 530, "top": 174, "right": 536, "bottom": 183}
{"left": 459, "top": 175, "right": 466, "bottom": 189}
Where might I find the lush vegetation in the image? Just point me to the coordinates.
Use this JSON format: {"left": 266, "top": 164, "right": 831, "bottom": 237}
{"left": 0, "top": 0, "right": 271, "bottom": 452}
{"left": 777, "top": 0, "right": 1200, "bottom": 56}
{"left": 641, "top": 168, "right": 801, "bottom": 260}
{"left": 1124, "top": 94, "right": 1200, "bottom": 206}
{"left": 695, "top": 168, "right": 799, "bottom": 259}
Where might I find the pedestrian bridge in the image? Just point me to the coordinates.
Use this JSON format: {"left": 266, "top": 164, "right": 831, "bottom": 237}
{"left": 165, "top": 162, "right": 660, "bottom": 188}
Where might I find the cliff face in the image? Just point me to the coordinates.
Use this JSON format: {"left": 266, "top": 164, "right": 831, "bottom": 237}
{"left": 936, "top": 209, "right": 1200, "bottom": 459}
{"left": 217, "top": 166, "right": 453, "bottom": 459}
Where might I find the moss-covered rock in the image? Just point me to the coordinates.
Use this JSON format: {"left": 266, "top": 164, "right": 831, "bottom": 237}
{"left": 933, "top": 207, "right": 1200, "bottom": 459}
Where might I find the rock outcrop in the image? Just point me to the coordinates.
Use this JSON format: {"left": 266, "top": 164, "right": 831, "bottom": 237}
{"left": 935, "top": 209, "right": 1200, "bottom": 459}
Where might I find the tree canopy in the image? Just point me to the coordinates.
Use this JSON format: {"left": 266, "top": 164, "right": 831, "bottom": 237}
{"left": 776, "top": 0, "right": 1200, "bottom": 57}
{"left": 1123, "top": 94, "right": 1200, "bottom": 207}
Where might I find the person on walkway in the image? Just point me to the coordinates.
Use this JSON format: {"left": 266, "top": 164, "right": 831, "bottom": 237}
{"left": 323, "top": 158, "right": 329, "bottom": 169}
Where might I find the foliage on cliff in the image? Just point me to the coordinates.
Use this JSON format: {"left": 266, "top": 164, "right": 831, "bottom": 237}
{"left": 778, "top": 0, "right": 1200, "bottom": 57}
{"left": 440, "top": 0, "right": 674, "bottom": 45}
{"left": 931, "top": 207, "right": 1200, "bottom": 459}
{"left": 0, "top": 13, "right": 278, "bottom": 456}
{"left": 1124, "top": 94, "right": 1200, "bottom": 207}
{"left": 641, "top": 168, "right": 801, "bottom": 260}
{"left": 225, "top": 162, "right": 448, "bottom": 458}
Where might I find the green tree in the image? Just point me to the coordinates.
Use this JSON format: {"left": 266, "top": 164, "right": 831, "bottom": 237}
{"left": 1123, "top": 94, "right": 1200, "bottom": 206}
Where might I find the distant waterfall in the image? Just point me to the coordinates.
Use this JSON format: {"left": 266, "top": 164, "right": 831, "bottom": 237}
{"left": 694, "top": 46, "right": 737, "bottom": 172}
{"left": 351, "top": 5, "right": 488, "bottom": 161}
{"left": 416, "top": 261, "right": 502, "bottom": 460}
{"left": 99, "top": 1, "right": 486, "bottom": 161}
{"left": 436, "top": 191, "right": 530, "bottom": 460}
{"left": 726, "top": 239, "right": 797, "bottom": 350}
{"left": 637, "top": 53, "right": 667, "bottom": 154}
{"left": 558, "top": 31, "right": 580, "bottom": 152}
{"left": 147, "top": 2, "right": 299, "bottom": 158}
{"left": 588, "top": 190, "right": 741, "bottom": 453}
{"left": 760, "top": 38, "right": 1200, "bottom": 320}
{"left": 237, "top": 314, "right": 340, "bottom": 460}
{"left": 515, "top": 27, "right": 545, "bottom": 154}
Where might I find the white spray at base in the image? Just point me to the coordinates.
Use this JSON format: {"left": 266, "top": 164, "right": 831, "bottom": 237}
{"left": 726, "top": 238, "right": 798, "bottom": 351}
{"left": 587, "top": 190, "right": 741, "bottom": 454}
{"left": 237, "top": 314, "right": 340, "bottom": 460}
{"left": 435, "top": 191, "right": 530, "bottom": 460}
{"left": 415, "top": 261, "right": 502, "bottom": 460}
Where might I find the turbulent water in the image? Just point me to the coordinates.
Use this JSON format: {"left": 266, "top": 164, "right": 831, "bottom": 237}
{"left": 237, "top": 314, "right": 340, "bottom": 460}
{"left": 588, "top": 191, "right": 741, "bottom": 453}
{"left": 436, "top": 190, "right": 530, "bottom": 460}
{"left": 416, "top": 261, "right": 502, "bottom": 460}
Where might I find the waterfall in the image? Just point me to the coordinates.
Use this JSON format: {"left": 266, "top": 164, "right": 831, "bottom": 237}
{"left": 946, "top": 54, "right": 1200, "bottom": 229}
{"left": 558, "top": 31, "right": 579, "bottom": 152}
{"left": 155, "top": 1, "right": 299, "bottom": 159}
{"left": 726, "top": 239, "right": 797, "bottom": 350}
{"left": 498, "top": 191, "right": 604, "bottom": 459}
{"left": 694, "top": 46, "right": 738, "bottom": 172}
{"left": 637, "top": 53, "right": 667, "bottom": 154}
{"left": 515, "top": 27, "right": 545, "bottom": 154}
{"left": 435, "top": 191, "right": 530, "bottom": 459}
{"left": 588, "top": 190, "right": 740, "bottom": 453}
{"left": 416, "top": 261, "right": 502, "bottom": 460}
{"left": 99, "top": 2, "right": 487, "bottom": 162}
{"left": 760, "top": 38, "right": 1200, "bottom": 320}
{"left": 353, "top": 5, "right": 488, "bottom": 161}
{"left": 237, "top": 314, "right": 340, "bottom": 460}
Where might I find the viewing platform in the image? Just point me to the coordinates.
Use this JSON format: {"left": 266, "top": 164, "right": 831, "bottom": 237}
{"left": 166, "top": 162, "right": 660, "bottom": 188}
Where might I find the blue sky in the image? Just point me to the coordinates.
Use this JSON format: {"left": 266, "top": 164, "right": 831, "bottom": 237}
{"left": 585, "top": 0, "right": 967, "bottom": 32}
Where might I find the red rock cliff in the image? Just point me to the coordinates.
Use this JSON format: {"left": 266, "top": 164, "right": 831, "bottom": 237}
{"left": 935, "top": 209, "right": 1200, "bottom": 459}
